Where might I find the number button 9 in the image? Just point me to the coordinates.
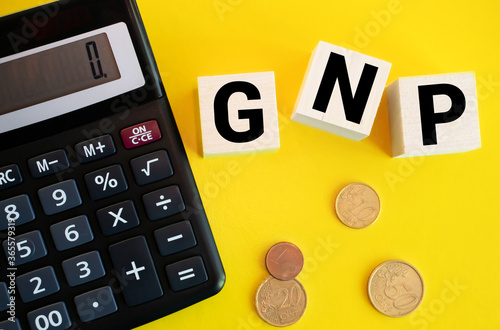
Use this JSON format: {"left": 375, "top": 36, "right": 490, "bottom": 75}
{"left": 50, "top": 216, "right": 94, "bottom": 251}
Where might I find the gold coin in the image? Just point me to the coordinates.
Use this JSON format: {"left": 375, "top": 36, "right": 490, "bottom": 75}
{"left": 335, "top": 182, "right": 381, "bottom": 229}
{"left": 255, "top": 276, "right": 307, "bottom": 327}
{"left": 368, "top": 260, "right": 424, "bottom": 317}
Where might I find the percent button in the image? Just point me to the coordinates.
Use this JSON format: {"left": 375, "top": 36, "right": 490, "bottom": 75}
{"left": 85, "top": 165, "right": 128, "bottom": 201}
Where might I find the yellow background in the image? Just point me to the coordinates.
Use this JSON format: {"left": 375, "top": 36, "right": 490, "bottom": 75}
{"left": 3, "top": 0, "right": 500, "bottom": 329}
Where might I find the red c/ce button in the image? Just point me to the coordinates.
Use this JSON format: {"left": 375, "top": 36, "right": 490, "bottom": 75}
{"left": 120, "top": 120, "right": 162, "bottom": 149}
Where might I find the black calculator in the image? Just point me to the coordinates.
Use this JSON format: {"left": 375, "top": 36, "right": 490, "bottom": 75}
{"left": 0, "top": 0, "right": 225, "bottom": 329}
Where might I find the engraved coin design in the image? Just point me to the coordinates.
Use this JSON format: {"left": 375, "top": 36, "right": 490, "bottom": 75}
{"left": 256, "top": 276, "right": 307, "bottom": 327}
{"left": 368, "top": 260, "right": 424, "bottom": 317}
{"left": 265, "top": 242, "right": 304, "bottom": 281}
{"left": 335, "top": 182, "right": 381, "bottom": 229}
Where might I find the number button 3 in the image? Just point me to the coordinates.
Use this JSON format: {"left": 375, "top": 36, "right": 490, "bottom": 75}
{"left": 62, "top": 251, "right": 105, "bottom": 287}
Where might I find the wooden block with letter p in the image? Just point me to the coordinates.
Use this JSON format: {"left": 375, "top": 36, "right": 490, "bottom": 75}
{"left": 198, "top": 72, "right": 280, "bottom": 157}
{"left": 292, "top": 41, "right": 391, "bottom": 140}
{"left": 387, "top": 72, "right": 481, "bottom": 157}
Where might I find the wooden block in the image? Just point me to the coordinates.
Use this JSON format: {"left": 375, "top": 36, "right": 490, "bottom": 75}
{"left": 387, "top": 72, "right": 481, "bottom": 157}
{"left": 291, "top": 41, "right": 391, "bottom": 141}
{"left": 198, "top": 72, "right": 280, "bottom": 157}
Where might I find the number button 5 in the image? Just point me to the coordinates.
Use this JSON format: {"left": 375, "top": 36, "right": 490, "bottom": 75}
{"left": 2, "top": 230, "right": 47, "bottom": 266}
{"left": 62, "top": 251, "right": 105, "bottom": 287}
{"left": 50, "top": 216, "right": 94, "bottom": 251}
{"left": 38, "top": 180, "right": 82, "bottom": 216}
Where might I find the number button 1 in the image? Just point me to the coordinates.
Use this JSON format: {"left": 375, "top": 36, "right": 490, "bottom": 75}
{"left": 17, "top": 266, "right": 60, "bottom": 303}
{"left": 38, "top": 180, "right": 82, "bottom": 216}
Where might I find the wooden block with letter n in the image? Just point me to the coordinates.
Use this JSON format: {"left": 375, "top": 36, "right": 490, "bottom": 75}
{"left": 291, "top": 41, "right": 391, "bottom": 140}
{"left": 198, "top": 72, "right": 280, "bottom": 157}
{"left": 387, "top": 72, "right": 481, "bottom": 157}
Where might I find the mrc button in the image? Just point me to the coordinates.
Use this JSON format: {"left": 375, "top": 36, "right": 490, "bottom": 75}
{"left": 121, "top": 120, "right": 162, "bottom": 149}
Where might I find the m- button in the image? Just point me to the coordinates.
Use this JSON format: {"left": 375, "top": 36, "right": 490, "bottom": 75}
{"left": 28, "top": 150, "right": 69, "bottom": 178}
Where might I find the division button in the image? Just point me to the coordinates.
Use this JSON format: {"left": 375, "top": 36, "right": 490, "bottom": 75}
{"left": 108, "top": 236, "right": 163, "bottom": 306}
{"left": 142, "top": 186, "right": 185, "bottom": 221}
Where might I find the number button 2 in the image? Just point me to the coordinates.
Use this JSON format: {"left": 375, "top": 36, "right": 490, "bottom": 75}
{"left": 17, "top": 266, "right": 60, "bottom": 303}
{"left": 38, "top": 180, "right": 82, "bottom": 215}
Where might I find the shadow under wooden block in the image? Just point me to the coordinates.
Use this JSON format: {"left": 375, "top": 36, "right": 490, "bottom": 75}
{"left": 387, "top": 72, "right": 481, "bottom": 157}
{"left": 198, "top": 72, "right": 280, "bottom": 157}
{"left": 291, "top": 41, "right": 391, "bottom": 141}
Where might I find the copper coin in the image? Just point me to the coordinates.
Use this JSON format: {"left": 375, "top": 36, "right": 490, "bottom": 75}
{"left": 256, "top": 276, "right": 307, "bottom": 327}
{"left": 368, "top": 260, "right": 424, "bottom": 317}
{"left": 335, "top": 182, "right": 381, "bottom": 229}
{"left": 265, "top": 242, "right": 304, "bottom": 281}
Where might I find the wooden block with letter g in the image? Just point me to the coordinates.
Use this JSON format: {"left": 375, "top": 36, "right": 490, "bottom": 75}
{"left": 292, "top": 41, "right": 391, "bottom": 141}
{"left": 198, "top": 72, "right": 280, "bottom": 157}
{"left": 387, "top": 72, "right": 481, "bottom": 157}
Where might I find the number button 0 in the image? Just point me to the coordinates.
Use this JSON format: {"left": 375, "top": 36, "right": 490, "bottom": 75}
{"left": 50, "top": 216, "right": 94, "bottom": 251}
{"left": 62, "top": 251, "right": 105, "bottom": 287}
{"left": 2, "top": 230, "right": 47, "bottom": 266}
{"left": 27, "top": 302, "right": 71, "bottom": 330}
{"left": 38, "top": 180, "right": 82, "bottom": 216}
{"left": 17, "top": 266, "right": 60, "bottom": 303}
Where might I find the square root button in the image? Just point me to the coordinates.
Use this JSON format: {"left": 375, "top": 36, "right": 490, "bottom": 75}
{"left": 121, "top": 120, "right": 162, "bottom": 149}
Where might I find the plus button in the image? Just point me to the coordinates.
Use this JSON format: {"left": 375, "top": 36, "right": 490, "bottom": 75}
{"left": 125, "top": 261, "right": 146, "bottom": 280}
{"left": 96, "top": 142, "right": 106, "bottom": 153}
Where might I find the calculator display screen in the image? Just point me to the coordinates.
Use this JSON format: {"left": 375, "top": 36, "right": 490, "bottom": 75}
{"left": 0, "top": 33, "right": 121, "bottom": 114}
{"left": 0, "top": 22, "right": 145, "bottom": 134}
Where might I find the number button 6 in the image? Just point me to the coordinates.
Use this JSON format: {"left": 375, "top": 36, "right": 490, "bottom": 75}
{"left": 38, "top": 180, "right": 82, "bottom": 216}
{"left": 50, "top": 216, "right": 94, "bottom": 251}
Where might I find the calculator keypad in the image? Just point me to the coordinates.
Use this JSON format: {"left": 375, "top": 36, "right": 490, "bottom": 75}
{"left": 0, "top": 113, "right": 224, "bottom": 329}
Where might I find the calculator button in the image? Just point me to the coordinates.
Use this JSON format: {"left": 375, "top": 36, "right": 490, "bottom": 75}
{"left": 142, "top": 186, "right": 185, "bottom": 221}
{"left": 96, "top": 200, "right": 140, "bottom": 236}
{"left": 28, "top": 149, "right": 70, "bottom": 178}
{"left": 27, "top": 302, "right": 71, "bottom": 330}
{"left": 75, "top": 135, "right": 116, "bottom": 164}
{"left": 38, "top": 180, "right": 82, "bottom": 216}
{"left": 49, "top": 216, "right": 94, "bottom": 251}
{"left": 17, "top": 266, "right": 60, "bottom": 303}
{"left": 0, "top": 164, "right": 22, "bottom": 191}
{"left": 84, "top": 165, "right": 128, "bottom": 201}
{"left": 74, "top": 286, "right": 117, "bottom": 322}
{"left": 154, "top": 221, "right": 197, "bottom": 256}
{"left": 0, "top": 318, "right": 21, "bottom": 330}
{"left": 0, "top": 282, "right": 9, "bottom": 312}
{"left": 166, "top": 256, "right": 208, "bottom": 292}
{"left": 120, "top": 120, "right": 162, "bottom": 149}
{"left": 109, "top": 236, "right": 163, "bottom": 306}
{"left": 130, "top": 150, "right": 173, "bottom": 186}
{"left": 3, "top": 230, "right": 47, "bottom": 266}
{"left": 62, "top": 251, "right": 105, "bottom": 287}
{"left": 0, "top": 194, "right": 36, "bottom": 230}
